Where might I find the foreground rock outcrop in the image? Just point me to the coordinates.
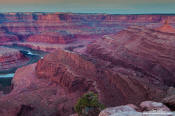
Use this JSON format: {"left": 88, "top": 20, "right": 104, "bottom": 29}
{"left": 99, "top": 105, "right": 140, "bottom": 116}
{"left": 99, "top": 101, "right": 175, "bottom": 116}
{"left": 36, "top": 48, "right": 166, "bottom": 107}
{"left": 0, "top": 48, "right": 167, "bottom": 116}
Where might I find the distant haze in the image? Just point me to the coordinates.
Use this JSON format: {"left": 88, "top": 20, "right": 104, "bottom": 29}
{"left": 0, "top": 0, "right": 175, "bottom": 14}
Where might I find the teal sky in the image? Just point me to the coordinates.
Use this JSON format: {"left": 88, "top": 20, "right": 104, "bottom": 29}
{"left": 0, "top": 0, "right": 175, "bottom": 14}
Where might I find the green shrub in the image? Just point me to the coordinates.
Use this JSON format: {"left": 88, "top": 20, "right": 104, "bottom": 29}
{"left": 75, "top": 92, "right": 105, "bottom": 116}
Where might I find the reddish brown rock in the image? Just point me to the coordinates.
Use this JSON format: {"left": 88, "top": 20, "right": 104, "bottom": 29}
{"left": 36, "top": 48, "right": 97, "bottom": 92}
{"left": 27, "top": 31, "right": 77, "bottom": 44}
{"left": 36, "top": 48, "right": 164, "bottom": 107}
{"left": 1, "top": 25, "right": 175, "bottom": 116}
{"left": 1, "top": 13, "right": 175, "bottom": 47}
{"left": 0, "top": 63, "right": 82, "bottom": 116}
{"left": 0, "top": 32, "right": 19, "bottom": 43}
{"left": 87, "top": 26, "right": 175, "bottom": 86}
{"left": 0, "top": 47, "right": 29, "bottom": 71}
{"left": 156, "top": 20, "right": 175, "bottom": 34}
{"left": 0, "top": 47, "right": 161, "bottom": 116}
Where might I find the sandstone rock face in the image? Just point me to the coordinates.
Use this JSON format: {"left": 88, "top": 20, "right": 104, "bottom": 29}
{"left": 0, "top": 48, "right": 159, "bottom": 116}
{"left": 87, "top": 26, "right": 175, "bottom": 87}
{"left": 0, "top": 47, "right": 29, "bottom": 71}
{"left": 0, "top": 63, "right": 81, "bottom": 116}
{"left": 0, "top": 48, "right": 98, "bottom": 116}
{"left": 36, "top": 48, "right": 96, "bottom": 92}
{"left": 36, "top": 48, "right": 163, "bottom": 107}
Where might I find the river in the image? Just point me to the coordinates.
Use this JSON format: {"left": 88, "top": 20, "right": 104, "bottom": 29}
{"left": 0, "top": 44, "right": 47, "bottom": 78}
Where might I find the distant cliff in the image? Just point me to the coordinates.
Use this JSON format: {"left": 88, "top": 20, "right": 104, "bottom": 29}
{"left": 0, "top": 13, "right": 175, "bottom": 44}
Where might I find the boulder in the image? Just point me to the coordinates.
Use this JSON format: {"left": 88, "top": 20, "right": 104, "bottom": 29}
{"left": 99, "top": 105, "right": 141, "bottom": 116}
{"left": 167, "top": 87, "right": 175, "bottom": 97}
{"left": 140, "top": 101, "right": 170, "bottom": 111}
{"left": 163, "top": 95, "right": 175, "bottom": 110}
{"left": 69, "top": 114, "right": 78, "bottom": 116}
{"left": 99, "top": 104, "right": 175, "bottom": 116}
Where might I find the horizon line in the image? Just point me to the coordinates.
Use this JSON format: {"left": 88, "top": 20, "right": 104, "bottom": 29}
{"left": 1, "top": 12, "right": 175, "bottom": 15}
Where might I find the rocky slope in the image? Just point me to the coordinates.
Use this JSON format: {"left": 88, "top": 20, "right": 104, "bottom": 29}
{"left": 87, "top": 24, "right": 175, "bottom": 87}
{"left": 36, "top": 48, "right": 167, "bottom": 106}
{"left": 0, "top": 49, "right": 166, "bottom": 116}
{"left": 0, "top": 47, "right": 29, "bottom": 71}
{"left": 0, "top": 24, "right": 175, "bottom": 116}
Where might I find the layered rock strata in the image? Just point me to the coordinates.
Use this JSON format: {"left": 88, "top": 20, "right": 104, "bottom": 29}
{"left": 1, "top": 13, "right": 175, "bottom": 45}
{"left": 0, "top": 47, "right": 29, "bottom": 71}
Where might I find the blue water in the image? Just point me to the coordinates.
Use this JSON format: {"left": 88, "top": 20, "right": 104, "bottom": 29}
{"left": 0, "top": 45, "right": 47, "bottom": 78}
{"left": 0, "top": 73, "right": 14, "bottom": 78}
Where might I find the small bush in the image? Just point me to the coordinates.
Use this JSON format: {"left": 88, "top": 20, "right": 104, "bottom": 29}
{"left": 75, "top": 92, "right": 105, "bottom": 116}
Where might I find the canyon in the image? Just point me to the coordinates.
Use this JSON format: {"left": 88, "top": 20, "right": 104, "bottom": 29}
{"left": 2, "top": 13, "right": 174, "bottom": 74}
{"left": 0, "top": 13, "right": 175, "bottom": 45}
{"left": 0, "top": 13, "right": 175, "bottom": 116}
{"left": 0, "top": 45, "right": 46, "bottom": 93}
{"left": 1, "top": 13, "right": 175, "bottom": 53}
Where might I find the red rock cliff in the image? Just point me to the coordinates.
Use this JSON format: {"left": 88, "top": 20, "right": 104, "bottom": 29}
{"left": 1, "top": 13, "right": 175, "bottom": 44}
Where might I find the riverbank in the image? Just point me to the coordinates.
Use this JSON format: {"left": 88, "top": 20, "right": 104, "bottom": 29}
{"left": 0, "top": 45, "right": 47, "bottom": 93}
{"left": 0, "top": 44, "right": 47, "bottom": 75}
{"left": 0, "top": 77, "right": 12, "bottom": 94}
